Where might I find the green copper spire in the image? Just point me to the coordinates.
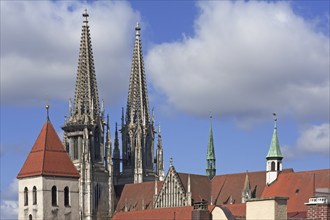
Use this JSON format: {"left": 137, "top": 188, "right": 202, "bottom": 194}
{"left": 266, "top": 113, "right": 283, "bottom": 159}
{"left": 206, "top": 114, "right": 216, "bottom": 180}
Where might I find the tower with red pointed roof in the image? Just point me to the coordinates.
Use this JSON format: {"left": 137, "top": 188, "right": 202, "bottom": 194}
{"left": 62, "top": 10, "right": 113, "bottom": 219}
{"left": 17, "top": 106, "right": 80, "bottom": 220}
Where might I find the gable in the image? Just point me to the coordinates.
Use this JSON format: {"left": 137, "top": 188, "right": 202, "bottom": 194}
{"left": 154, "top": 166, "right": 188, "bottom": 208}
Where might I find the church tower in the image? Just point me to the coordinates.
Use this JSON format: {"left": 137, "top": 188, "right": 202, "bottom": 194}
{"left": 119, "top": 23, "right": 160, "bottom": 184}
{"left": 266, "top": 113, "right": 283, "bottom": 185}
{"left": 206, "top": 115, "right": 216, "bottom": 180}
{"left": 17, "top": 107, "right": 80, "bottom": 220}
{"left": 62, "top": 10, "right": 112, "bottom": 219}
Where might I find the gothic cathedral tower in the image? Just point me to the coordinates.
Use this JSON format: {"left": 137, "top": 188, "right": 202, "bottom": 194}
{"left": 62, "top": 10, "right": 113, "bottom": 219}
{"left": 115, "top": 23, "right": 164, "bottom": 184}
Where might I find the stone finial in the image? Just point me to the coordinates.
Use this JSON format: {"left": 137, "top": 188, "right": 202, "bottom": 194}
{"left": 46, "top": 104, "right": 50, "bottom": 121}
{"left": 273, "top": 112, "right": 277, "bottom": 128}
{"left": 83, "top": 9, "right": 89, "bottom": 19}
{"left": 135, "top": 22, "right": 141, "bottom": 36}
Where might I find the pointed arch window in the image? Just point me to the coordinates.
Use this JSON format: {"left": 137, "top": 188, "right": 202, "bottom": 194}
{"left": 51, "top": 186, "right": 57, "bottom": 206}
{"left": 271, "top": 161, "right": 275, "bottom": 171}
{"left": 94, "top": 184, "right": 101, "bottom": 209}
{"left": 24, "top": 187, "right": 28, "bottom": 206}
{"left": 64, "top": 187, "right": 70, "bottom": 207}
{"left": 32, "top": 186, "right": 37, "bottom": 205}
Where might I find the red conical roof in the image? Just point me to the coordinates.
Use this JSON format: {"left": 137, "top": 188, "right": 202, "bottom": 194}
{"left": 17, "top": 121, "right": 79, "bottom": 179}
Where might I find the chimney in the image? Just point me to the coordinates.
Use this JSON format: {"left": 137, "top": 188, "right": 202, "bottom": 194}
{"left": 246, "top": 197, "right": 288, "bottom": 220}
{"left": 305, "top": 188, "right": 330, "bottom": 220}
{"left": 191, "top": 200, "right": 211, "bottom": 220}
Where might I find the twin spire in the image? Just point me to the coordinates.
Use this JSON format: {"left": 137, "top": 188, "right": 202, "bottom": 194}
{"left": 72, "top": 9, "right": 100, "bottom": 121}
{"left": 125, "top": 22, "right": 150, "bottom": 126}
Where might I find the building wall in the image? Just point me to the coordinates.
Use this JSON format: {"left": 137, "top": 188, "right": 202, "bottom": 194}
{"left": 307, "top": 204, "right": 330, "bottom": 220}
{"left": 18, "top": 177, "right": 44, "bottom": 219}
{"left": 246, "top": 197, "right": 287, "bottom": 220}
{"left": 211, "top": 207, "right": 229, "bottom": 220}
{"left": 18, "top": 176, "right": 79, "bottom": 220}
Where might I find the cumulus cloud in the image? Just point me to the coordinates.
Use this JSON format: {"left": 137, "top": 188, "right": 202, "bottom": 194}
{"left": 0, "top": 179, "right": 18, "bottom": 219}
{"left": 282, "top": 123, "right": 330, "bottom": 159}
{"left": 146, "top": 1, "right": 329, "bottom": 123}
{"left": 1, "top": 1, "right": 140, "bottom": 105}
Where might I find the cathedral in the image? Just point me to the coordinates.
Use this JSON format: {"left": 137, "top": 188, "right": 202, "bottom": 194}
{"left": 17, "top": 10, "right": 329, "bottom": 220}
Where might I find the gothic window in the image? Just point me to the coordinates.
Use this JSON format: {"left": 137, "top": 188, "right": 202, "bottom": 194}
{"left": 94, "top": 184, "right": 101, "bottom": 209}
{"left": 24, "top": 187, "right": 28, "bottom": 206}
{"left": 73, "top": 137, "right": 78, "bottom": 160}
{"left": 32, "top": 186, "right": 37, "bottom": 205}
{"left": 271, "top": 161, "right": 275, "bottom": 171}
{"left": 51, "top": 186, "right": 57, "bottom": 206}
{"left": 64, "top": 187, "right": 69, "bottom": 207}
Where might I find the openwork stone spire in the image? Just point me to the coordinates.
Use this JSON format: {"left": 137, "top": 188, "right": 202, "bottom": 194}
{"left": 126, "top": 22, "right": 150, "bottom": 126}
{"left": 119, "top": 23, "right": 155, "bottom": 185}
{"left": 73, "top": 9, "right": 100, "bottom": 119}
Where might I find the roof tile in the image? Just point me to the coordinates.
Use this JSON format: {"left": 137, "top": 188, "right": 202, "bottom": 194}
{"left": 17, "top": 121, "right": 79, "bottom": 179}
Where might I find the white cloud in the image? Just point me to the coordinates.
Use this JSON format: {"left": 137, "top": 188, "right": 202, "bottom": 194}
{"left": 0, "top": 179, "right": 18, "bottom": 219}
{"left": 1, "top": 1, "right": 140, "bottom": 105}
{"left": 0, "top": 200, "right": 18, "bottom": 220}
{"left": 146, "top": 1, "right": 329, "bottom": 123}
{"left": 282, "top": 123, "right": 330, "bottom": 159}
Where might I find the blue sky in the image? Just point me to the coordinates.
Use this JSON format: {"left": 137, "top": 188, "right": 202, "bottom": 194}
{"left": 1, "top": 0, "right": 329, "bottom": 218}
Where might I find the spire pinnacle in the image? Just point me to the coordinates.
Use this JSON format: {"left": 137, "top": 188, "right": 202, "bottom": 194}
{"left": 83, "top": 9, "right": 89, "bottom": 23}
{"left": 72, "top": 10, "right": 100, "bottom": 120}
{"left": 135, "top": 22, "right": 141, "bottom": 36}
{"left": 266, "top": 113, "right": 283, "bottom": 159}
{"left": 125, "top": 23, "right": 150, "bottom": 126}
{"left": 158, "top": 122, "right": 161, "bottom": 135}
{"left": 206, "top": 114, "right": 216, "bottom": 179}
{"left": 46, "top": 104, "right": 50, "bottom": 121}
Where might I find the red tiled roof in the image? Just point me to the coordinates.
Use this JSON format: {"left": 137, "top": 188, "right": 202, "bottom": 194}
{"left": 211, "top": 170, "right": 270, "bottom": 205}
{"left": 262, "top": 169, "right": 330, "bottom": 213}
{"left": 113, "top": 205, "right": 217, "bottom": 220}
{"left": 113, "top": 206, "right": 193, "bottom": 220}
{"left": 223, "top": 203, "right": 246, "bottom": 217}
{"left": 115, "top": 181, "right": 164, "bottom": 212}
{"left": 178, "top": 173, "right": 211, "bottom": 203}
{"left": 17, "top": 121, "right": 79, "bottom": 179}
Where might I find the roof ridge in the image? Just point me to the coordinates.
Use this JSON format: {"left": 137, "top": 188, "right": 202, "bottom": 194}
{"left": 41, "top": 121, "right": 48, "bottom": 178}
